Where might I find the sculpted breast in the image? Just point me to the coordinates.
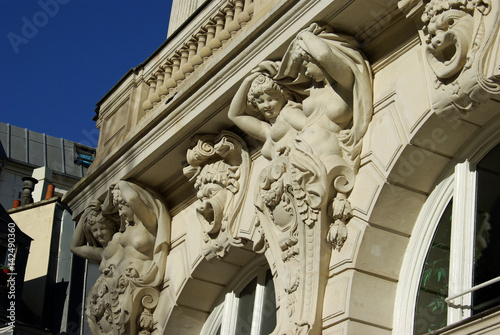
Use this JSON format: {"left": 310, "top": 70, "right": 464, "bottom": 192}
{"left": 119, "top": 224, "right": 155, "bottom": 256}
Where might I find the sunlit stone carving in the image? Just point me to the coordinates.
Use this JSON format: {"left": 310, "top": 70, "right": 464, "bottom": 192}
{"left": 71, "top": 181, "right": 171, "bottom": 335}
{"left": 184, "top": 131, "right": 250, "bottom": 260}
{"left": 228, "top": 23, "right": 373, "bottom": 334}
{"left": 419, "top": 0, "right": 500, "bottom": 117}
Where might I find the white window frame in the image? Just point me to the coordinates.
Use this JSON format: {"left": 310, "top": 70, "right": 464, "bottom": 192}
{"left": 393, "top": 116, "right": 500, "bottom": 334}
{"left": 201, "top": 257, "right": 275, "bottom": 335}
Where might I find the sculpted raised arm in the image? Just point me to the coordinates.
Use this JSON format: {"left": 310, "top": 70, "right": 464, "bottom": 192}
{"left": 228, "top": 72, "right": 270, "bottom": 141}
{"left": 296, "top": 31, "right": 354, "bottom": 91}
{"left": 70, "top": 210, "right": 102, "bottom": 263}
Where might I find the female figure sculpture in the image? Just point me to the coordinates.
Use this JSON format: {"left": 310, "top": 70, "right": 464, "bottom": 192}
{"left": 70, "top": 200, "right": 121, "bottom": 272}
{"left": 275, "top": 23, "right": 373, "bottom": 248}
{"left": 73, "top": 180, "right": 171, "bottom": 335}
{"left": 228, "top": 64, "right": 307, "bottom": 160}
{"left": 227, "top": 23, "right": 373, "bottom": 334}
{"left": 277, "top": 22, "right": 373, "bottom": 172}
{"left": 103, "top": 180, "right": 170, "bottom": 286}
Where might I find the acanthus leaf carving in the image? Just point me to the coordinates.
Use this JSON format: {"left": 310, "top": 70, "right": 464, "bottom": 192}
{"left": 184, "top": 131, "right": 250, "bottom": 260}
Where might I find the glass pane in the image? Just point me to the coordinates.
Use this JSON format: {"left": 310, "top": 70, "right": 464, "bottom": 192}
{"left": 259, "top": 270, "right": 277, "bottom": 334}
{"left": 235, "top": 277, "right": 257, "bottom": 335}
{"left": 473, "top": 144, "right": 500, "bottom": 314}
{"left": 414, "top": 200, "right": 452, "bottom": 334}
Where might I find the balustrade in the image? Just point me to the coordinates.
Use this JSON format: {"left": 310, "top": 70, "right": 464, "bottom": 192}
{"left": 142, "top": 0, "right": 254, "bottom": 112}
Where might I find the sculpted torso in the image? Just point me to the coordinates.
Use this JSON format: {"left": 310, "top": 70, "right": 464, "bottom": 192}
{"left": 110, "top": 220, "right": 156, "bottom": 278}
{"left": 99, "top": 237, "right": 123, "bottom": 274}
{"left": 262, "top": 103, "right": 305, "bottom": 159}
{"left": 299, "top": 86, "right": 352, "bottom": 158}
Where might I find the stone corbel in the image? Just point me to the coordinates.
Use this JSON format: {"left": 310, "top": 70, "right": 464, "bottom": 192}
{"left": 413, "top": 0, "right": 500, "bottom": 118}
{"left": 183, "top": 131, "right": 250, "bottom": 260}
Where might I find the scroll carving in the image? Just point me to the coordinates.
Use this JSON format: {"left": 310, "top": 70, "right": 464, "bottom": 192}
{"left": 71, "top": 181, "right": 171, "bottom": 335}
{"left": 418, "top": 0, "right": 500, "bottom": 117}
{"left": 183, "top": 131, "right": 250, "bottom": 260}
{"left": 228, "top": 23, "right": 373, "bottom": 334}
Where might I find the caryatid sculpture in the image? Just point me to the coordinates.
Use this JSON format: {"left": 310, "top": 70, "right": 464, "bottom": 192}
{"left": 229, "top": 23, "right": 373, "bottom": 334}
{"left": 71, "top": 180, "right": 171, "bottom": 335}
{"left": 183, "top": 131, "right": 250, "bottom": 260}
{"left": 418, "top": 0, "right": 500, "bottom": 117}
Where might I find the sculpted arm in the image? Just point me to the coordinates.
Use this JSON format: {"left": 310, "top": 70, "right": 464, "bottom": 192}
{"left": 284, "top": 105, "right": 306, "bottom": 131}
{"left": 228, "top": 73, "right": 270, "bottom": 141}
{"left": 132, "top": 201, "right": 158, "bottom": 236}
{"left": 70, "top": 213, "right": 102, "bottom": 263}
{"left": 297, "top": 31, "right": 354, "bottom": 91}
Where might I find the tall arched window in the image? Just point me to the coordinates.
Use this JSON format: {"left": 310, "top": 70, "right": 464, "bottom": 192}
{"left": 394, "top": 128, "right": 500, "bottom": 334}
{"left": 201, "top": 259, "right": 276, "bottom": 335}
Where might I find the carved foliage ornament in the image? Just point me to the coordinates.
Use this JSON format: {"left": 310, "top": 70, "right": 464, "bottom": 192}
{"left": 419, "top": 0, "right": 500, "bottom": 117}
{"left": 183, "top": 131, "right": 250, "bottom": 260}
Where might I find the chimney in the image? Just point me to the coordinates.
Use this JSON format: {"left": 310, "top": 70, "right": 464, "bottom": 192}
{"left": 21, "top": 177, "right": 38, "bottom": 205}
{"left": 32, "top": 167, "right": 53, "bottom": 202}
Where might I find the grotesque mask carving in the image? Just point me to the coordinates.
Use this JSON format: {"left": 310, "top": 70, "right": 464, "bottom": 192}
{"left": 416, "top": 0, "right": 500, "bottom": 117}
{"left": 184, "top": 132, "right": 250, "bottom": 260}
{"left": 423, "top": 5, "right": 474, "bottom": 80}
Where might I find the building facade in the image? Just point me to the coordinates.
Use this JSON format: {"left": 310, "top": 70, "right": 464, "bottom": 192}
{"left": 64, "top": 0, "right": 500, "bottom": 334}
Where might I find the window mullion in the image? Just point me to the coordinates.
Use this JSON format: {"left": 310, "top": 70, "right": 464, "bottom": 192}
{"left": 221, "top": 292, "right": 238, "bottom": 335}
{"left": 448, "top": 160, "right": 476, "bottom": 324}
{"left": 250, "top": 268, "right": 266, "bottom": 335}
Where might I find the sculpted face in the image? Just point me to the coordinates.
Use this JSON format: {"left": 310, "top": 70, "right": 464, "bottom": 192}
{"left": 112, "top": 187, "right": 134, "bottom": 222}
{"left": 304, "top": 61, "right": 325, "bottom": 83}
{"left": 117, "top": 203, "right": 134, "bottom": 222}
{"left": 255, "top": 91, "right": 286, "bottom": 123}
{"left": 91, "top": 222, "right": 114, "bottom": 247}
{"left": 425, "top": 9, "right": 473, "bottom": 79}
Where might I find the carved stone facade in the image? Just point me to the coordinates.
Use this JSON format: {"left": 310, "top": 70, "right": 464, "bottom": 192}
{"left": 65, "top": 0, "right": 500, "bottom": 334}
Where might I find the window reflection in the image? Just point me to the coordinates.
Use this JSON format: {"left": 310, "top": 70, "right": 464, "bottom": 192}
{"left": 203, "top": 267, "right": 276, "bottom": 335}
{"left": 473, "top": 144, "right": 500, "bottom": 314}
{"left": 414, "top": 201, "right": 452, "bottom": 334}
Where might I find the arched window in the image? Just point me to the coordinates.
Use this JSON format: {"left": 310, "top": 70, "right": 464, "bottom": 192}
{"left": 201, "top": 259, "right": 276, "bottom": 335}
{"left": 394, "top": 128, "right": 500, "bottom": 334}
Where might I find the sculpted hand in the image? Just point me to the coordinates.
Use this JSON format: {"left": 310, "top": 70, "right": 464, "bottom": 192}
{"left": 252, "top": 60, "right": 279, "bottom": 77}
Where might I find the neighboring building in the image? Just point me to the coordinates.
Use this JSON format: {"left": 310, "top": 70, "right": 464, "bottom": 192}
{"left": 0, "top": 122, "right": 95, "bottom": 210}
{"left": 63, "top": 1, "right": 500, "bottom": 334}
{"left": 0, "top": 123, "right": 95, "bottom": 334}
{"left": 0, "top": 203, "right": 32, "bottom": 332}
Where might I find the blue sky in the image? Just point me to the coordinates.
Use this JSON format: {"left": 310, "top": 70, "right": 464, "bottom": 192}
{"left": 1, "top": 0, "right": 173, "bottom": 147}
